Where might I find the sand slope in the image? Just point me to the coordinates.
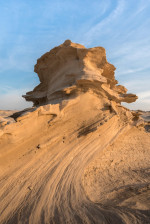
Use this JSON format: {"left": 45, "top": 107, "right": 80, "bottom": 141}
{"left": 0, "top": 97, "right": 150, "bottom": 224}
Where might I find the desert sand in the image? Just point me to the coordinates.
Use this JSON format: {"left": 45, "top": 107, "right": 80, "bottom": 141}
{"left": 0, "top": 40, "right": 150, "bottom": 224}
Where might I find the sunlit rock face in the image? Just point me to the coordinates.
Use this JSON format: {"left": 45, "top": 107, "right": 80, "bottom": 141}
{"left": 23, "top": 40, "right": 137, "bottom": 106}
{"left": 1, "top": 41, "right": 150, "bottom": 224}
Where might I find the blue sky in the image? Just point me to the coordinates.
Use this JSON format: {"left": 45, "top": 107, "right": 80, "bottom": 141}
{"left": 0, "top": 0, "right": 150, "bottom": 110}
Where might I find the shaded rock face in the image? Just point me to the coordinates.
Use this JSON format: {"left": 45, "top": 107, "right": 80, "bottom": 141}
{"left": 23, "top": 40, "right": 137, "bottom": 106}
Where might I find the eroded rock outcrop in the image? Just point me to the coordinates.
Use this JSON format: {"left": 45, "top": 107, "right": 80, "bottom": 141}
{"left": 23, "top": 40, "right": 137, "bottom": 106}
{"left": 1, "top": 41, "right": 150, "bottom": 224}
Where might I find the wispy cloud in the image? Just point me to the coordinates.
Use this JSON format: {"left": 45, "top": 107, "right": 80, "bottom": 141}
{"left": 0, "top": 0, "right": 150, "bottom": 110}
{"left": 81, "top": 0, "right": 126, "bottom": 46}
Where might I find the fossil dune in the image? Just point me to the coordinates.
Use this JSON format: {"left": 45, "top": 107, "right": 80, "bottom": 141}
{"left": 0, "top": 40, "right": 150, "bottom": 224}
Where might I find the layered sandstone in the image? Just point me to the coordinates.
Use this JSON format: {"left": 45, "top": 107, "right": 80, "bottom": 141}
{"left": 23, "top": 40, "right": 137, "bottom": 106}
{"left": 0, "top": 41, "right": 150, "bottom": 224}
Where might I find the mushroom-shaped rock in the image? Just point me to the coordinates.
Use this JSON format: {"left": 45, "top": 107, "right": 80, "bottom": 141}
{"left": 23, "top": 40, "right": 138, "bottom": 106}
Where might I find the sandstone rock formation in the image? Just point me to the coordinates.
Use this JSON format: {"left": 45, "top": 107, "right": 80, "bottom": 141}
{"left": 23, "top": 40, "right": 137, "bottom": 106}
{"left": 0, "top": 41, "right": 150, "bottom": 224}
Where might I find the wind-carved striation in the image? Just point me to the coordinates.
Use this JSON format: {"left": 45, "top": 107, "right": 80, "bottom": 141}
{"left": 23, "top": 40, "right": 137, "bottom": 106}
{"left": 0, "top": 41, "right": 150, "bottom": 224}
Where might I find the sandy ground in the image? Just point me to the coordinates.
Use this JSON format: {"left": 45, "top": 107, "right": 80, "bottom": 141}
{"left": 0, "top": 98, "right": 150, "bottom": 224}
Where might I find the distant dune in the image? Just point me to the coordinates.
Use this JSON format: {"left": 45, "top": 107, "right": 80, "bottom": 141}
{"left": 0, "top": 40, "right": 150, "bottom": 224}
